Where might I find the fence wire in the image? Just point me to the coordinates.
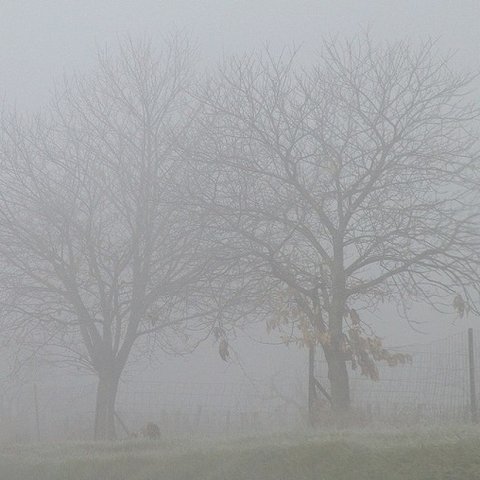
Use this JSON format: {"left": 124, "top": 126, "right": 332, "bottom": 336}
{"left": 313, "top": 330, "right": 474, "bottom": 423}
{"left": 1, "top": 329, "right": 480, "bottom": 441}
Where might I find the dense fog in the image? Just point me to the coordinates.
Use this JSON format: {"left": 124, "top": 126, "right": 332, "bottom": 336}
{"left": 0, "top": 2, "right": 480, "bottom": 479}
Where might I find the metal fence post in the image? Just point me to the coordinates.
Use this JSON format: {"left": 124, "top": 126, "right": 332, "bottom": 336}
{"left": 468, "top": 328, "right": 478, "bottom": 423}
{"left": 33, "top": 383, "right": 41, "bottom": 442}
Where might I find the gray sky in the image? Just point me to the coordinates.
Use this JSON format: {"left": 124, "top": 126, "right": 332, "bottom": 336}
{"left": 1, "top": 0, "right": 479, "bottom": 108}
{"left": 1, "top": 0, "right": 479, "bottom": 385}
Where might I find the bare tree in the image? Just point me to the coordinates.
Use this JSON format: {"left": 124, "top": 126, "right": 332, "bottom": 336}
{"left": 195, "top": 37, "right": 480, "bottom": 416}
{"left": 0, "top": 37, "right": 213, "bottom": 440}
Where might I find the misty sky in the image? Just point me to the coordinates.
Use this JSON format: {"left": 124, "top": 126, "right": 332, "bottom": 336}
{"left": 1, "top": 0, "right": 480, "bottom": 110}
{"left": 1, "top": 0, "right": 479, "bottom": 386}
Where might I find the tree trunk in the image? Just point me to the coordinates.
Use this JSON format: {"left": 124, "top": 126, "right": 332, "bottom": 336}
{"left": 328, "top": 233, "right": 350, "bottom": 415}
{"left": 94, "top": 373, "right": 120, "bottom": 441}
{"left": 325, "top": 348, "right": 350, "bottom": 414}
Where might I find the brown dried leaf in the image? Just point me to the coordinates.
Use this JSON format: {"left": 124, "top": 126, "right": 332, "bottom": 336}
{"left": 218, "top": 338, "right": 229, "bottom": 361}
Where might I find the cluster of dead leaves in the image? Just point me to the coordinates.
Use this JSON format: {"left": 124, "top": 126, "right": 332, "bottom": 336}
{"left": 268, "top": 300, "right": 412, "bottom": 380}
{"left": 345, "top": 326, "right": 412, "bottom": 380}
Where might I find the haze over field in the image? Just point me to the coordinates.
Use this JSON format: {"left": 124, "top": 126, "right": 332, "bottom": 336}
{"left": 0, "top": 4, "right": 480, "bottom": 479}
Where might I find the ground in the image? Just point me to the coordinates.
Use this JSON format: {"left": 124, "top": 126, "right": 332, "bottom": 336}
{"left": 1, "top": 427, "right": 480, "bottom": 479}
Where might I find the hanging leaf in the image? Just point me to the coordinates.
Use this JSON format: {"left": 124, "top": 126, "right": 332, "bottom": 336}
{"left": 453, "top": 294, "right": 466, "bottom": 318}
{"left": 219, "top": 338, "right": 229, "bottom": 361}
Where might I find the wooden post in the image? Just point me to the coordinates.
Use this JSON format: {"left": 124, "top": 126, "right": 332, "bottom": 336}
{"left": 308, "top": 345, "right": 317, "bottom": 426}
{"left": 33, "top": 383, "right": 40, "bottom": 442}
{"left": 468, "top": 328, "right": 478, "bottom": 423}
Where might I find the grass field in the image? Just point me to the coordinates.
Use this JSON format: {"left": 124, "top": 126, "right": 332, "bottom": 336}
{"left": 2, "top": 427, "right": 480, "bottom": 479}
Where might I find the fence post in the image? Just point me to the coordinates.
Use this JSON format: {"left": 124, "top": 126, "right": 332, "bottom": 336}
{"left": 468, "top": 328, "right": 478, "bottom": 423}
{"left": 33, "top": 383, "right": 41, "bottom": 442}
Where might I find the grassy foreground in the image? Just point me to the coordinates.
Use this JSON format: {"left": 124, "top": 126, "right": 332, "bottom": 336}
{"left": 2, "top": 428, "right": 480, "bottom": 480}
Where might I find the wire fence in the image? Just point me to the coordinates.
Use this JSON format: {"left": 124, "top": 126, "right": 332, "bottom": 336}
{"left": 337, "top": 329, "right": 475, "bottom": 424}
{"left": 2, "top": 328, "right": 480, "bottom": 441}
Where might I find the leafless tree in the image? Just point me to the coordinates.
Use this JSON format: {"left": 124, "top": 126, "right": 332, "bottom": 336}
{"left": 0, "top": 37, "right": 214, "bottom": 440}
{"left": 195, "top": 36, "right": 480, "bottom": 416}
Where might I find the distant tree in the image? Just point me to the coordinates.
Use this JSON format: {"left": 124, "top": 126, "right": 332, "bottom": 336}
{"left": 0, "top": 37, "right": 213, "bottom": 440}
{"left": 195, "top": 36, "right": 480, "bottom": 417}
